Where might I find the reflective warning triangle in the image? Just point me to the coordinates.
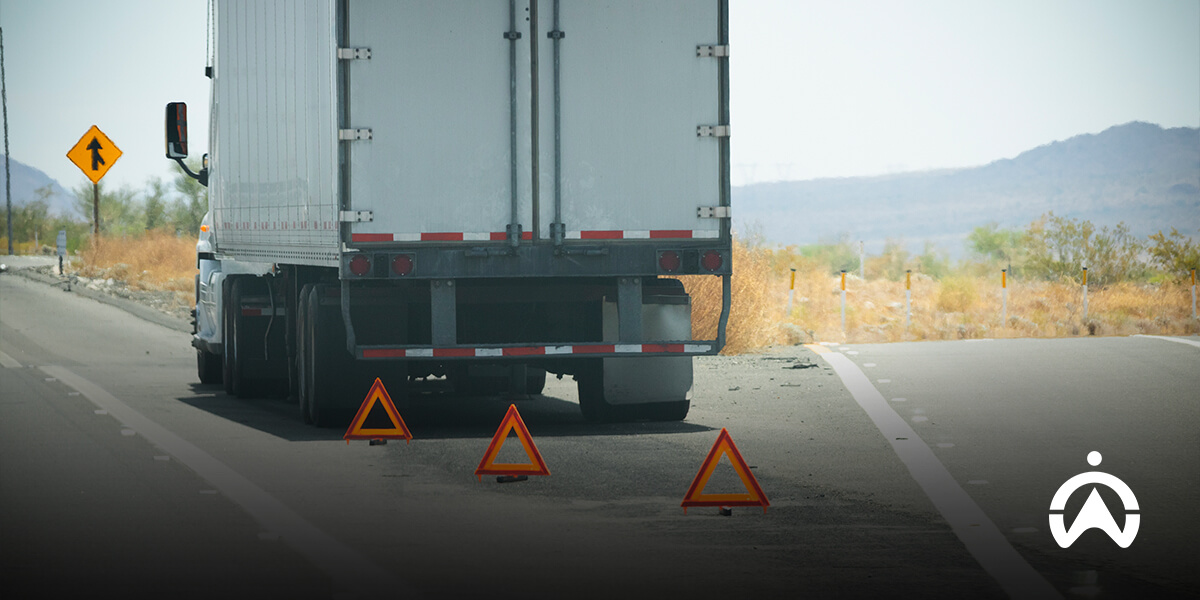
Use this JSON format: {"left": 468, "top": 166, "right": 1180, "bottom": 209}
{"left": 475, "top": 404, "right": 550, "bottom": 480}
{"left": 681, "top": 428, "right": 769, "bottom": 514}
{"left": 344, "top": 378, "right": 413, "bottom": 443}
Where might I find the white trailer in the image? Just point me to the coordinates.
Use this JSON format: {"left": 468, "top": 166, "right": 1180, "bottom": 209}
{"left": 171, "top": 0, "right": 731, "bottom": 426}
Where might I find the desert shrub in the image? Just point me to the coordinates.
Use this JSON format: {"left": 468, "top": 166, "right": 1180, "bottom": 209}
{"left": 936, "top": 275, "right": 978, "bottom": 313}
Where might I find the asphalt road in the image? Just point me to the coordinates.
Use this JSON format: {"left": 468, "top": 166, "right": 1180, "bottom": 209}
{"left": 1, "top": 265, "right": 1197, "bottom": 599}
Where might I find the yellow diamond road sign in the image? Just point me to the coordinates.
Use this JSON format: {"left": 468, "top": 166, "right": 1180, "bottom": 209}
{"left": 67, "top": 125, "right": 122, "bottom": 184}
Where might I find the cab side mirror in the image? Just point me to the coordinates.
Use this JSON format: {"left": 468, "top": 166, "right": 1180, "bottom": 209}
{"left": 165, "top": 102, "right": 188, "bottom": 159}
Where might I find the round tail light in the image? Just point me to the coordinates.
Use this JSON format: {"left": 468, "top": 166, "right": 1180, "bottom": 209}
{"left": 348, "top": 254, "right": 371, "bottom": 276}
{"left": 391, "top": 254, "right": 414, "bottom": 276}
{"left": 658, "top": 250, "right": 681, "bottom": 273}
{"left": 701, "top": 250, "right": 723, "bottom": 272}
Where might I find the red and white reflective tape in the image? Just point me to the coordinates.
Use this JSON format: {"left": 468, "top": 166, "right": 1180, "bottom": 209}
{"left": 565, "top": 230, "right": 719, "bottom": 240}
{"left": 361, "top": 342, "right": 712, "bottom": 359}
{"left": 351, "top": 232, "right": 533, "bottom": 243}
{"left": 350, "top": 230, "right": 718, "bottom": 243}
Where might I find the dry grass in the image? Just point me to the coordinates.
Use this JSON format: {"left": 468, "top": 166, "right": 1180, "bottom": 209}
{"left": 692, "top": 242, "right": 1199, "bottom": 350}
{"left": 69, "top": 233, "right": 1197, "bottom": 354}
{"left": 715, "top": 254, "right": 1195, "bottom": 350}
{"left": 74, "top": 232, "right": 197, "bottom": 307}
{"left": 677, "top": 241, "right": 785, "bottom": 355}
{"left": 0, "top": 238, "right": 41, "bottom": 256}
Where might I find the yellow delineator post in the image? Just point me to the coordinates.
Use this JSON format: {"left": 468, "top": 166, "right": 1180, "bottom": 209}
{"left": 905, "top": 269, "right": 912, "bottom": 329}
{"left": 1001, "top": 269, "right": 1008, "bottom": 326}
{"left": 840, "top": 270, "right": 847, "bottom": 336}
{"left": 1191, "top": 269, "right": 1196, "bottom": 320}
{"left": 786, "top": 268, "right": 796, "bottom": 315}
{"left": 1082, "top": 267, "right": 1089, "bottom": 322}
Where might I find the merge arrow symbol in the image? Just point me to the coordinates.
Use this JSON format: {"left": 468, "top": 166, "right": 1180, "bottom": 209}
{"left": 86, "top": 137, "right": 105, "bottom": 171}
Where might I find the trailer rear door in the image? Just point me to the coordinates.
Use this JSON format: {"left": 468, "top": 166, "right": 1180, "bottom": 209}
{"left": 537, "top": 0, "right": 724, "bottom": 242}
{"left": 344, "top": 1, "right": 726, "bottom": 246}
{"left": 346, "top": 1, "right": 531, "bottom": 243}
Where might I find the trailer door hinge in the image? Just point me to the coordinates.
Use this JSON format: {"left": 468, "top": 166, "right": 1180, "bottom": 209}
{"left": 337, "top": 47, "right": 372, "bottom": 60}
{"left": 696, "top": 125, "right": 730, "bottom": 138}
{"left": 339, "top": 210, "right": 374, "bottom": 223}
{"left": 338, "top": 128, "right": 372, "bottom": 141}
{"left": 696, "top": 44, "right": 729, "bottom": 58}
{"left": 697, "top": 206, "right": 731, "bottom": 219}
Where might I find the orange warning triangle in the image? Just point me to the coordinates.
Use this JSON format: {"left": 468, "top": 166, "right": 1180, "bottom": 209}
{"left": 681, "top": 428, "right": 769, "bottom": 514}
{"left": 344, "top": 378, "right": 413, "bottom": 443}
{"left": 475, "top": 404, "right": 550, "bottom": 480}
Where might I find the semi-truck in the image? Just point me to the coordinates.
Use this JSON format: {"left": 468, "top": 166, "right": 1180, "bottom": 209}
{"left": 170, "top": 0, "right": 731, "bottom": 426}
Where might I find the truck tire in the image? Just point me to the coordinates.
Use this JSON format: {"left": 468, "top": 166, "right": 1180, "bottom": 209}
{"left": 576, "top": 360, "right": 632, "bottom": 423}
{"left": 221, "top": 278, "right": 239, "bottom": 395}
{"left": 303, "top": 284, "right": 353, "bottom": 427}
{"left": 223, "top": 277, "right": 255, "bottom": 398}
{"left": 576, "top": 359, "right": 690, "bottom": 423}
{"left": 636, "top": 400, "right": 690, "bottom": 422}
{"left": 197, "top": 348, "right": 222, "bottom": 384}
{"left": 296, "top": 284, "right": 313, "bottom": 423}
{"left": 527, "top": 367, "right": 547, "bottom": 395}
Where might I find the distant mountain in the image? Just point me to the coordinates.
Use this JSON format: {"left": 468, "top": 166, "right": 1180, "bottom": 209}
{"left": 0, "top": 155, "right": 76, "bottom": 216}
{"left": 734, "top": 122, "right": 1200, "bottom": 255}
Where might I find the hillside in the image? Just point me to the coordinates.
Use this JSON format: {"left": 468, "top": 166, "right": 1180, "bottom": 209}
{"left": 734, "top": 122, "right": 1200, "bottom": 254}
{"left": 0, "top": 155, "right": 76, "bottom": 216}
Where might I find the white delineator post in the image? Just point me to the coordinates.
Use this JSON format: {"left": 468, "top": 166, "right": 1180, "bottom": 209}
{"left": 1082, "top": 267, "right": 1088, "bottom": 322}
{"left": 786, "top": 268, "right": 796, "bottom": 316}
{"left": 1001, "top": 269, "right": 1008, "bottom": 326}
{"left": 905, "top": 269, "right": 912, "bottom": 329}
{"left": 841, "top": 270, "right": 847, "bottom": 337}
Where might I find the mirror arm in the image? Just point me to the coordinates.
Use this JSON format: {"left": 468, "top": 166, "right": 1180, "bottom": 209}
{"left": 173, "top": 157, "right": 209, "bottom": 188}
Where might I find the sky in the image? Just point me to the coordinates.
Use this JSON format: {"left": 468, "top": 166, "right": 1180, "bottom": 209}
{"left": 0, "top": 0, "right": 1197, "bottom": 195}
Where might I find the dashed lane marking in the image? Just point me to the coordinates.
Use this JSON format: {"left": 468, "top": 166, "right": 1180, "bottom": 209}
{"left": 39, "top": 365, "right": 418, "bottom": 599}
{"left": 815, "top": 351, "right": 1061, "bottom": 600}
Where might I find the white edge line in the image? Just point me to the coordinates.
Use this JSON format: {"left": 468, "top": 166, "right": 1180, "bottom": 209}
{"left": 0, "top": 349, "right": 22, "bottom": 368}
{"left": 1133, "top": 334, "right": 1200, "bottom": 349}
{"left": 40, "top": 365, "right": 418, "bottom": 599}
{"left": 818, "top": 353, "right": 1061, "bottom": 600}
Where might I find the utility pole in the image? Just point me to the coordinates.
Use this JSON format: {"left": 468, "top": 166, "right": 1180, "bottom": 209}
{"left": 2, "top": 27, "right": 12, "bottom": 255}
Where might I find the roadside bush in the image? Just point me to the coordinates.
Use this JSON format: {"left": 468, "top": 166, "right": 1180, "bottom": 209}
{"left": 936, "top": 275, "right": 978, "bottom": 313}
{"left": 1147, "top": 228, "right": 1200, "bottom": 281}
{"left": 1024, "top": 212, "right": 1146, "bottom": 285}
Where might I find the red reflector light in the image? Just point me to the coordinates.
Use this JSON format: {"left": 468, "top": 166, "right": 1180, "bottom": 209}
{"left": 658, "top": 250, "right": 681, "bottom": 273}
{"left": 391, "top": 255, "right": 413, "bottom": 276}
{"left": 701, "top": 250, "right": 723, "bottom": 272}
{"left": 348, "top": 254, "right": 371, "bottom": 276}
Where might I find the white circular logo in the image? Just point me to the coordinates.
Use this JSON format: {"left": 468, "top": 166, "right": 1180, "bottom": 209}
{"left": 1048, "top": 452, "right": 1139, "bottom": 548}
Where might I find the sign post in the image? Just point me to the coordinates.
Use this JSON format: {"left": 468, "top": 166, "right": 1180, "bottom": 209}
{"left": 55, "top": 230, "right": 66, "bottom": 275}
{"left": 66, "top": 125, "right": 122, "bottom": 235}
